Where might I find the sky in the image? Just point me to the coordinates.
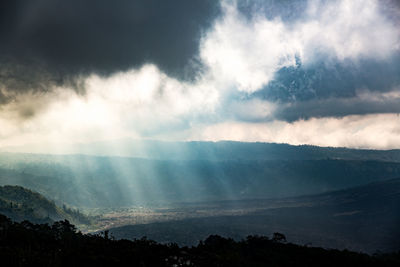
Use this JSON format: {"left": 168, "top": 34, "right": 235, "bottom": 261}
{"left": 0, "top": 0, "right": 400, "bottom": 149}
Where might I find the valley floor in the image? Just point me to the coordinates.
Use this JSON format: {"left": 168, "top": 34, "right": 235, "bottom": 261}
{"left": 86, "top": 179, "right": 400, "bottom": 253}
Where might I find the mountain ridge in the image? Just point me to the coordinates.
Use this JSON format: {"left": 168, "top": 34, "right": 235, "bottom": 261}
{"left": 2, "top": 139, "right": 400, "bottom": 161}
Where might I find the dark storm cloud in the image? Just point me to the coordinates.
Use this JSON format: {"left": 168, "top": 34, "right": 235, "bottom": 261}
{"left": 257, "top": 56, "right": 400, "bottom": 102}
{"left": 249, "top": 55, "right": 400, "bottom": 121}
{"left": 0, "top": 0, "right": 220, "bottom": 101}
{"left": 236, "top": 0, "right": 309, "bottom": 22}
{"left": 274, "top": 93, "right": 400, "bottom": 122}
{"left": 1, "top": 0, "right": 399, "bottom": 124}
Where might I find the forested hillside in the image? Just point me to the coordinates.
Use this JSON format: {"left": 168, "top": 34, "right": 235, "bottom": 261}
{"left": 0, "top": 185, "right": 90, "bottom": 225}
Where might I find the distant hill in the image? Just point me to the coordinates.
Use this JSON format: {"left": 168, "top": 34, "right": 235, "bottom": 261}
{"left": 2, "top": 139, "right": 400, "bottom": 161}
{"left": 0, "top": 185, "right": 90, "bottom": 225}
{"left": 1, "top": 140, "right": 400, "bottom": 207}
{"left": 108, "top": 178, "right": 400, "bottom": 253}
{"left": 1, "top": 153, "right": 400, "bottom": 207}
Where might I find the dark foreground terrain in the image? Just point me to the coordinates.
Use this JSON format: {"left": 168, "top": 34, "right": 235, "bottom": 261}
{"left": 109, "top": 178, "right": 400, "bottom": 253}
{"left": 0, "top": 214, "right": 399, "bottom": 267}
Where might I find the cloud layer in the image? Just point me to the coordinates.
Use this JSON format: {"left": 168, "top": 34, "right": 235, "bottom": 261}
{"left": 0, "top": 0, "right": 399, "bottom": 149}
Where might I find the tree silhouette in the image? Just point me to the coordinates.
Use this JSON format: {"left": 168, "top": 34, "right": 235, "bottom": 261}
{"left": 272, "top": 232, "right": 287, "bottom": 243}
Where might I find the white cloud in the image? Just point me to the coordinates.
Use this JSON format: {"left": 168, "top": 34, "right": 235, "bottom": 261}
{"left": 190, "top": 113, "right": 400, "bottom": 149}
{"left": 226, "top": 98, "right": 277, "bottom": 121}
{"left": 200, "top": 2, "right": 298, "bottom": 93}
{"left": 0, "top": 64, "right": 220, "bottom": 147}
{"left": 200, "top": 0, "right": 399, "bottom": 93}
{"left": 298, "top": 0, "right": 399, "bottom": 62}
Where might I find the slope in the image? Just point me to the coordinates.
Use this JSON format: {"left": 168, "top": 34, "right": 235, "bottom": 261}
{"left": 0, "top": 185, "right": 90, "bottom": 225}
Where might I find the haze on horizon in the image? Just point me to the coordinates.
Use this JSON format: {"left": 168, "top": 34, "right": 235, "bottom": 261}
{"left": 1, "top": 0, "right": 400, "bottom": 151}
